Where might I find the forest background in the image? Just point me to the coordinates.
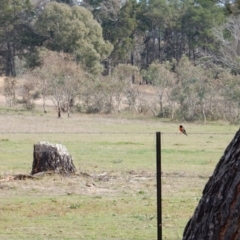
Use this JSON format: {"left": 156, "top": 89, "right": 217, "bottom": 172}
{"left": 1, "top": 0, "right": 240, "bottom": 123}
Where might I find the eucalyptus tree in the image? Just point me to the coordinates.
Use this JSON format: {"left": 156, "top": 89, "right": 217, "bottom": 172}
{"left": 142, "top": 61, "right": 176, "bottom": 117}
{"left": 138, "top": 0, "right": 181, "bottom": 66}
{"left": 181, "top": 0, "right": 226, "bottom": 61}
{"left": 137, "top": 0, "right": 226, "bottom": 66}
{"left": 172, "top": 56, "right": 210, "bottom": 121}
{"left": 101, "top": 0, "right": 139, "bottom": 69}
{"left": 210, "top": 15, "right": 240, "bottom": 75}
{"left": 0, "top": 0, "right": 32, "bottom": 76}
{"left": 30, "top": 51, "right": 86, "bottom": 117}
{"left": 86, "top": 1, "right": 142, "bottom": 69}
{"left": 35, "top": 2, "right": 113, "bottom": 74}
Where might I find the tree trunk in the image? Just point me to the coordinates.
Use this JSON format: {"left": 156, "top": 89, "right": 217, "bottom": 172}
{"left": 57, "top": 101, "right": 61, "bottom": 118}
{"left": 131, "top": 51, "right": 134, "bottom": 66}
{"left": 183, "top": 128, "right": 240, "bottom": 240}
{"left": 158, "top": 33, "right": 161, "bottom": 61}
{"left": 6, "top": 41, "right": 16, "bottom": 76}
{"left": 146, "top": 41, "right": 149, "bottom": 68}
{"left": 31, "top": 142, "right": 76, "bottom": 175}
{"left": 42, "top": 93, "right": 47, "bottom": 113}
{"left": 43, "top": 95, "right": 47, "bottom": 113}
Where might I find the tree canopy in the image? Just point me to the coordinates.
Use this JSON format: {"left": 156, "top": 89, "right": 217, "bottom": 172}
{"left": 35, "top": 2, "right": 113, "bottom": 74}
{"left": 0, "top": 0, "right": 235, "bottom": 76}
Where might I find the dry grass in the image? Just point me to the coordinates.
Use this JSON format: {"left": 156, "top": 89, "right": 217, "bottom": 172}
{"left": 0, "top": 106, "right": 238, "bottom": 239}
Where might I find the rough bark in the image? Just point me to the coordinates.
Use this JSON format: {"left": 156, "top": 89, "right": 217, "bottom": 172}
{"left": 183, "top": 128, "right": 240, "bottom": 240}
{"left": 31, "top": 142, "right": 76, "bottom": 175}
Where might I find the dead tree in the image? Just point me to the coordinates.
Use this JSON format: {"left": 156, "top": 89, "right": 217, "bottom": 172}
{"left": 183, "top": 128, "right": 240, "bottom": 240}
{"left": 31, "top": 142, "right": 76, "bottom": 175}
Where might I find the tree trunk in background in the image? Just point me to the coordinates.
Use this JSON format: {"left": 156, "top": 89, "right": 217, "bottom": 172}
{"left": 6, "top": 41, "right": 16, "bottom": 76}
{"left": 57, "top": 101, "right": 61, "bottom": 118}
{"left": 183, "top": 128, "right": 240, "bottom": 240}
{"left": 31, "top": 142, "right": 76, "bottom": 175}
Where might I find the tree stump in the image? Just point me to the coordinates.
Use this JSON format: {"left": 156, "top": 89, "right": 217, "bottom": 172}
{"left": 183, "top": 128, "right": 240, "bottom": 240}
{"left": 31, "top": 142, "right": 76, "bottom": 175}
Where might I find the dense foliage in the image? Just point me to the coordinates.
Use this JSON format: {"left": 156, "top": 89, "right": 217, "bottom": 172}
{"left": 0, "top": 0, "right": 233, "bottom": 75}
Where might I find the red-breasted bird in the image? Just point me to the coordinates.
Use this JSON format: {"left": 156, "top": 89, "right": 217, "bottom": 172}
{"left": 179, "top": 125, "right": 188, "bottom": 136}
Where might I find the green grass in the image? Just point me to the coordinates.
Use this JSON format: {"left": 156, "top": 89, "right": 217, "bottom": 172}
{"left": 0, "top": 110, "right": 238, "bottom": 239}
{"left": 0, "top": 195, "right": 157, "bottom": 239}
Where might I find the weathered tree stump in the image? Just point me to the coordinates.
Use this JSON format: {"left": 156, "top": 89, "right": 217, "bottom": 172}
{"left": 183, "top": 128, "right": 240, "bottom": 240}
{"left": 31, "top": 142, "right": 76, "bottom": 175}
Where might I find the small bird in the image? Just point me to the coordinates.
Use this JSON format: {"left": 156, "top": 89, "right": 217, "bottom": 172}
{"left": 179, "top": 125, "right": 188, "bottom": 136}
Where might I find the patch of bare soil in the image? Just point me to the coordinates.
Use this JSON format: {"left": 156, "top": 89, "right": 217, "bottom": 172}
{"left": 0, "top": 170, "right": 156, "bottom": 198}
{"left": 132, "top": 84, "right": 156, "bottom": 94}
{"left": 0, "top": 169, "right": 209, "bottom": 199}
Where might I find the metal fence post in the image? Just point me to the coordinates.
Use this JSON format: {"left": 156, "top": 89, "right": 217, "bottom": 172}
{"left": 156, "top": 132, "right": 162, "bottom": 240}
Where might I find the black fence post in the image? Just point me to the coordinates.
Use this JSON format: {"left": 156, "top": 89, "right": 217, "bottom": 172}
{"left": 156, "top": 132, "right": 162, "bottom": 240}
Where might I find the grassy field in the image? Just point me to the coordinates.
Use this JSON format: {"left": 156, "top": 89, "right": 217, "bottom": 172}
{"left": 0, "top": 107, "right": 238, "bottom": 240}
